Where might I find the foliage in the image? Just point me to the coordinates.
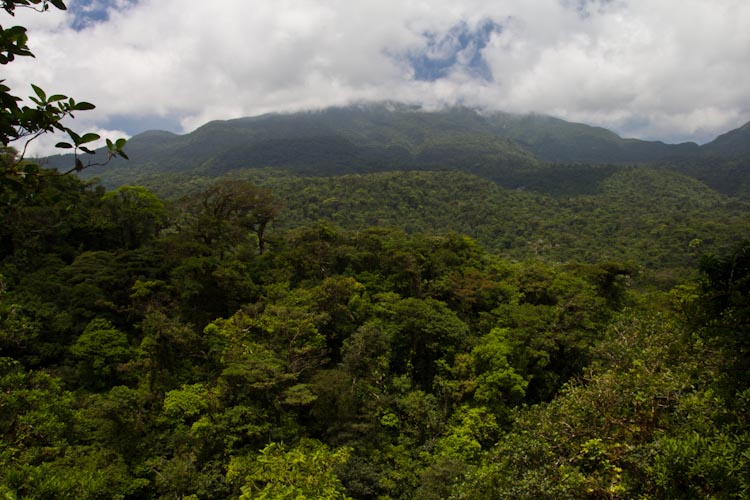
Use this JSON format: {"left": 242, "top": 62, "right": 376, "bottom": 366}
{"left": 234, "top": 439, "right": 353, "bottom": 500}
{"left": 70, "top": 317, "right": 131, "bottom": 390}
{"left": 99, "top": 186, "right": 166, "bottom": 249}
{"left": 0, "top": 149, "right": 749, "bottom": 499}
{"left": 136, "top": 168, "right": 748, "bottom": 288}
{"left": 173, "top": 179, "right": 281, "bottom": 256}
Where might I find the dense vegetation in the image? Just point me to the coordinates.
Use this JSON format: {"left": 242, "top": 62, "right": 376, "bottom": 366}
{"left": 2, "top": 158, "right": 750, "bottom": 499}
{"left": 127, "top": 167, "right": 750, "bottom": 288}
{"left": 4, "top": 2, "right": 750, "bottom": 498}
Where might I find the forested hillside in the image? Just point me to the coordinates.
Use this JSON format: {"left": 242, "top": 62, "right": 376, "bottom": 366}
{"left": 126, "top": 167, "right": 750, "bottom": 288}
{"left": 4, "top": 0, "right": 750, "bottom": 496}
{"left": 43, "top": 105, "right": 750, "bottom": 196}
{"left": 2, "top": 156, "right": 750, "bottom": 498}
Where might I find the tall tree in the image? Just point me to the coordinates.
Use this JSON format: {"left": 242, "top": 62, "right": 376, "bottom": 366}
{"left": 177, "top": 180, "right": 281, "bottom": 255}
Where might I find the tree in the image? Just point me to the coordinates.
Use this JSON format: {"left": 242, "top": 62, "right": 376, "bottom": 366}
{"left": 380, "top": 297, "right": 469, "bottom": 391}
{"left": 99, "top": 185, "right": 166, "bottom": 249}
{"left": 1, "top": 0, "right": 126, "bottom": 178}
{"left": 697, "top": 241, "right": 750, "bottom": 395}
{"left": 70, "top": 317, "right": 131, "bottom": 390}
{"left": 177, "top": 180, "right": 281, "bottom": 255}
{"left": 232, "top": 439, "right": 353, "bottom": 500}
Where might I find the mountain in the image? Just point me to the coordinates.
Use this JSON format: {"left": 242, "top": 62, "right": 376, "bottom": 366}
{"left": 48, "top": 104, "right": 544, "bottom": 187}
{"left": 42, "top": 103, "right": 747, "bottom": 191}
{"left": 655, "top": 121, "right": 750, "bottom": 198}
{"left": 484, "top": 112, "right": 701, "bottom": 163}
{"left": 701, "top": 121, "right": 750, "bottom": 157}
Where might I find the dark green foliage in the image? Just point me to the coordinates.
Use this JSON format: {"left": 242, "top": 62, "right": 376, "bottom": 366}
{"left": 695, "top": 241, "right": 750, "bottom": 398}
{"left": 228, "top": 169, "right": 747, "bottom": 288}
{"left": 454, "top": 309, "right": 750, "bottom": 500}
{"left": 70, "top": 318, "right": 132, "bottom": 390}
{"left": 662, "top": 155, "right": 750, "bottom": 198}
{"left": 99, "top": 185, "right": 166, "bottom": 249}
{"left": 9, "top": 4, "right": 750, "bottom": 498}
{"left": 2, "top": 149, "right": 750, "bottom": 499}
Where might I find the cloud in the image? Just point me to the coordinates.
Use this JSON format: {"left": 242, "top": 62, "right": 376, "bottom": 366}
{"left": 5, "top": 0, "right": 749, "bottom": 157}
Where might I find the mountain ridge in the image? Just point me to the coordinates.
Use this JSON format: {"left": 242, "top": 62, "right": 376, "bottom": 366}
{"left": 42, "top": 103, "right": 748, "bottom": 191}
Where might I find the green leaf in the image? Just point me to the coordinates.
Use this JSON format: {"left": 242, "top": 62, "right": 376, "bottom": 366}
{"left": 30, "top": 83, "right": 46, "bottom": 102}
{"left": 47, "top": 94, "right": 66, "bottom": 102}
{"left": 67, "top": 130, "right": 81, "bottom": 144}
{"left": 115, "top": 138, "right": 127, "bottom": 149}
{"left": 79, "top": 132, "right": 100, "bottom": 144}
{"left": 55, "top": 142, "right": 74, "bottom": 149}
{"left": 74, "top": 101, "right": 96, "bottom": 111}
{"left": 4, "top": 26, "right": 29, "bottom": 38}
{"left": 49, "top": 0, "right": 68, "bottom": 10}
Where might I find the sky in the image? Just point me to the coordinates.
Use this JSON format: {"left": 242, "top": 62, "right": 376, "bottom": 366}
{"left": 6, "top": 0, "right": 750, "bottom": 156}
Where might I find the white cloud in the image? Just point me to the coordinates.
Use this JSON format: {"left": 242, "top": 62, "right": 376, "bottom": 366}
{"left": 5, "top": 0, "right": 749, "bottom": 156}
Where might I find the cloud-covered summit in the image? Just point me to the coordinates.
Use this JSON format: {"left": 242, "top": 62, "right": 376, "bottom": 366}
{"left": 6, "top": 0, "right": 749, "bottom": 156}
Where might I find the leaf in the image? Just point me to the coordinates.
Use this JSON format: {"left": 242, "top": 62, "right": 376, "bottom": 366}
{"left": 50, "top": 0, "right": 68, "bottom": 10}
{"left": 30, "top": 83, "right": 46, "bottom": 102}
{"left": 47, "top": 94, "right": 67, "bottom": 102}
{"left": 4, "top": 26, "right": 29, "bottom": 38}
{"left": 55, "top": 142, "right": 74, "bottom": 149}
{"left": 66, "top": 130, "right": 81, "bottom": 144}
{"left": 79, "top": 132, "right": 100, "bottom": 144}
{"left": 80, "top": 146, "right": 95, "bottom": 154}
{"left": 115, "top": 138, "right": 127, "bottom": 149}
{"left": 74, "top": 101, "right": 96, "bottom": 111}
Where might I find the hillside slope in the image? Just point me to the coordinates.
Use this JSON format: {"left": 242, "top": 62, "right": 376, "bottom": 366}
{"left": 41, "top": 104, "right": 750, "bottom": 199}
{"left": 47, "top": 105, "right": 541, "bottom": 186}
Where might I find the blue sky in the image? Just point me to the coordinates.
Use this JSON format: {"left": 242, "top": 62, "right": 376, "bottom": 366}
{"left": 6, "top": 0, "right": 750, "bottom": 155}
{"left": 68, "top": 0, "right": 111, "bottom": 30}
{"left": 408, "top": 19, "right": 501, "bottom": 82}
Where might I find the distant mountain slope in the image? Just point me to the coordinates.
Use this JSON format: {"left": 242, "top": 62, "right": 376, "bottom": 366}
{"left": 701, "top": 121, "right": 750, "bottom": 157}
{"left": 42, "top": 104, "right": 748, "bottom": 191}
{"left": 48, "top": 104, "right": 543, "bottom": 186}
{"left": 656, "top": 121, "right": 750, "bottom": 198}
{"left": 485, "top": 112, "right": 700, "bottom": 162}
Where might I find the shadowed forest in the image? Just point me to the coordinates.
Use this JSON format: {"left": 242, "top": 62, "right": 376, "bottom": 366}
{"left": 2, "top": 152, "right": 750, "bottom": 498}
